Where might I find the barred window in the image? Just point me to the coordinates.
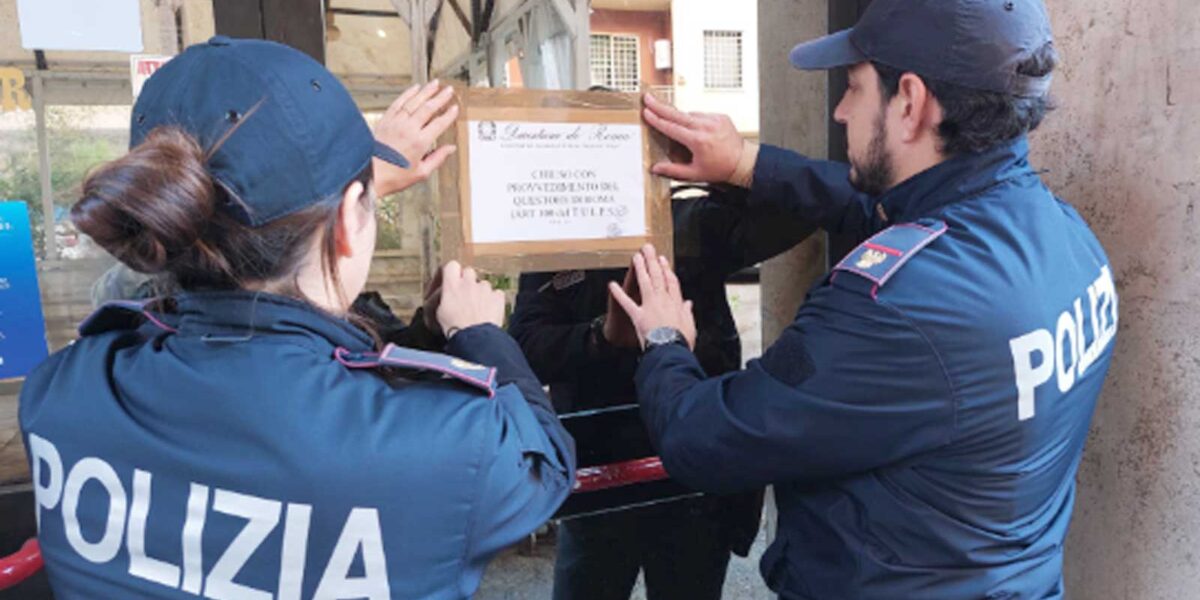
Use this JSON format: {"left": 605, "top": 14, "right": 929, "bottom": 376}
{"left": 704, "top": 30, "right": 743, "bottom": 89}
{"left": 590, "top": 34, "right": 641, "bottom": 92}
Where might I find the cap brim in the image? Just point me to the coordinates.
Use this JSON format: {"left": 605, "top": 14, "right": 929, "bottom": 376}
{"left": 789, "top": 29, "right": 866, "bottom": 70}
{"left": 373, "top": 141, "right": 410, "bottom": 169}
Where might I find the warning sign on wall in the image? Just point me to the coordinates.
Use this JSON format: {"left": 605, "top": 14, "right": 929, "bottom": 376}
{"left": 130, "top": 54, "right": 173, "bottom": 100}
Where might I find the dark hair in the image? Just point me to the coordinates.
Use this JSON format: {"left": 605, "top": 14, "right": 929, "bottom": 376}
{"left": 873, "top": 42, "right": 1059, "bottom": 155}
{"left": 72, "top": 126, "right": 372, "bottom": 304}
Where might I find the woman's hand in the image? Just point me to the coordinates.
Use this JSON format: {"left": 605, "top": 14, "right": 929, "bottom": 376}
{"left": 373, "top": 80, "right": 460, "bottom": 197}
{"left": 435, "top": 261, "right": 506, "bottom": 337}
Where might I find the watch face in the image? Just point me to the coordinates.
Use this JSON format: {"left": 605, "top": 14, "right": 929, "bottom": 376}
{"left": 646, "top": 327, "right": 681, "bottom": 346}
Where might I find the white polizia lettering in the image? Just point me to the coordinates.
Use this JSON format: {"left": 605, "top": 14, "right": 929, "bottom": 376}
{"left": 28, "top": 437, "right": 390, "bottom": 599}
{"left": 1009, "top": 265, "right": 1118, "bottom": 421}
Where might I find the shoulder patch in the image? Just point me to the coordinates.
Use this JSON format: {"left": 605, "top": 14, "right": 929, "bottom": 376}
{"left": 834, "top": 219, "right": 947, "bottom": 288}
{"left": 335, "top": 343, "right": 497, "bottom": 397}
{"left": 538, "top": 270, "right": 586, "bottom": 293}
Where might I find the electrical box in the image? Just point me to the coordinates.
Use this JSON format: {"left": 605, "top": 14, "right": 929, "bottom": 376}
{"left": 654, "top": 39, "right": 672, "bottom": 70}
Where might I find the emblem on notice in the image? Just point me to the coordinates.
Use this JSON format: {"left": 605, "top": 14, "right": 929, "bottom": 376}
{"left": 856, "top": 249, "right": 888, "bottom": 269}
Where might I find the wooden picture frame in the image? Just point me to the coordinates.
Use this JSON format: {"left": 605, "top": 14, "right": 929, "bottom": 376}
{"left": 435, "top": 86, "right": 673, "bottom": 273}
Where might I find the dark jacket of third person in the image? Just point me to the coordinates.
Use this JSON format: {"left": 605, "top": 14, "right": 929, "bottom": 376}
{"left": 508, "top": 185, "right": 816, "bottom": 555}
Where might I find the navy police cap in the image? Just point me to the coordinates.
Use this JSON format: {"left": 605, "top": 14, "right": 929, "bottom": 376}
{"left": 790, "top": 0, "right": 1055, "bottom": 98}
{"left": 131, "top": 36, "right": 410, "bottom": 227}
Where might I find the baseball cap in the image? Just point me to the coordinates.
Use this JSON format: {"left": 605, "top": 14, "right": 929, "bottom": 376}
{"left": 130, "top": 36, "right": 410, "bottom": 227}
{"left": 789, "top": 0, "right": 1054, "bottom": 98}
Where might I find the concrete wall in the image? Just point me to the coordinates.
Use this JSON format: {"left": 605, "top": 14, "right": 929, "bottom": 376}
{"left": 1031, "top": 2, "right": 1200, "bottom": 598}
{"left": 756, "top": 1, "right": 827, "bottom": 346}
{"left": 672, "top": 0, "right": 760, "bottom": 135}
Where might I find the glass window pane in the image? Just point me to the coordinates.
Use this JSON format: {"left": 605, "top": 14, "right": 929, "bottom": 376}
{"left": 704, "top": 30, "right": 744, "bottom": 90}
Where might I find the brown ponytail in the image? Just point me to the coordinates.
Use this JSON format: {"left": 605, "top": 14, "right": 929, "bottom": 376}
{"left": 73, "top": 126, "right": 372, "bottom": 300}
{"left": 73, "top": 128, "right": 217, "bottom": 274}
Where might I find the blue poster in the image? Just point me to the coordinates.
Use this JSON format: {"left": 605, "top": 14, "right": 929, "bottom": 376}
{"left": 0, "top": 201, "right": 49, "bottom": 380}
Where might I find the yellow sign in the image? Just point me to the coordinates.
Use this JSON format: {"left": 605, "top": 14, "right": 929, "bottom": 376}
{"left": 0, "top": 68, "right": 32, "bottom": 113}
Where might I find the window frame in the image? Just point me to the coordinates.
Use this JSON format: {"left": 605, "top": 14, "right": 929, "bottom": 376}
{"left": 589, "top": 32, "right": 642, "bottom": 93}
{"left": 703, "top": 30, "right": 745, "bottom": 91}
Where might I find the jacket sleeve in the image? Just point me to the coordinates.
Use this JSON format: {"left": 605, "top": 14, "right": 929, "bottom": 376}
{"left": 672, "top": 188, "right": 819, "bottom": 278}
{"left": 445, "top": 323, "right": 575, "bottom": 471}
{"left": 634, "top": 283, "right": 956, "bottom": 494}
{"left": 507, "top": 272, "right": 637, "bottom": 385}
{"left": 750, "top": 144, "right": 878, "bottom": 240}
{"left": 447, "top": 325, "right": 576, "bottom": 571}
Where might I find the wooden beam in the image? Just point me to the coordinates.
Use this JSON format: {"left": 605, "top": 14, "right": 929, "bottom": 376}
{"left": 262, "top": 0, "right": 325, "bottom": 64}
{"left": 480, "top": 0, "right": 497, "bottom": 41}
{"left": 328, "top": 7, "right": 400, "bottom": 18}
{"left": 410, "top": 0, "right": 429, "bottom": 83}
{"left": 487, "top": 31, "right": 506, "bottom": 86}
{"left": 213, "top": 0, "right": 325, "bottom": 64}
{"left": 212, "top": 0, "right": 264, "bottom": 39}
{"left": 32, "top": 73, "right": 54, "bottom": 259}
{"left": 446, "top": 0, "right": 472, "bottom": 36}
{"left": 549, "top": 0, "right": 574, "bottom": 33}
{"left": 569, "top": 0, "right": 589, "bottom": 90}
{"left": 470, "top": 0, "right": 482, "bottom": 40}
{"left": 389, "top": 0, "right": 413, "bottom": 27}
{"left": 426, "top": 0, "right": 444, "bottom": 76}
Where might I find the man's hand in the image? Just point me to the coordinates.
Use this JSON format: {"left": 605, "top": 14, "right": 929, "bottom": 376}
{"left": 603, "top": 266, "right": 641, "bottom": 349}
{"left": 608, "top": 245, "right": 697, "bottom": 350}
{"left": 642, "top": 93, "right": 755, "bottom": 186}
{"left": 435, "top": 261, "right": 506, "bottom": 337}
{"left": 373, "top": 80, "right": 460, "bottom": 197}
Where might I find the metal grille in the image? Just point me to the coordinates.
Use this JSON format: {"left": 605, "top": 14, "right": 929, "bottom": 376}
{"left": 704, "top": 30, "right": 743, "bottom": 89}
{"left": 590, "top": 34, "right": 641, "bottom": 92}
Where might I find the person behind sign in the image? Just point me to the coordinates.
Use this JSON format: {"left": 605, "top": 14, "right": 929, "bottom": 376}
{"left": 609, "top": 0, "right": 1118, "bottom": 598}
{"left": 509, "top": 176, "right": 817, "bottom": 599}
{"left": 19, "top": 37, "right": 574, "bottom": 599}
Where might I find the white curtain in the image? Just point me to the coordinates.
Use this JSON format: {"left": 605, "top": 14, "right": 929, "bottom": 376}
{"left": 517, "top": 3, "right": 574, "bottom": 90}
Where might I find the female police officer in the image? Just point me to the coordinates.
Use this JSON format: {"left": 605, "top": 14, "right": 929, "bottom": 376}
{"left": 19, "top": 37, "right": 574, "bottom": 599}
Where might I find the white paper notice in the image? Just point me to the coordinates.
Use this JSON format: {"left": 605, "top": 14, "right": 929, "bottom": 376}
{"left": 468, "top": 120, "right": 646, "bottom": 244}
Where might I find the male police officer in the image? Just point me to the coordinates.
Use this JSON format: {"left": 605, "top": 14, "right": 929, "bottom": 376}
{"left": 609, "top": 1, "right": 1118, "bottom": 598}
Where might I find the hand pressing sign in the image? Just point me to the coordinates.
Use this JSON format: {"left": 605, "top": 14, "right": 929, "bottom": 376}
{"left": 373, "top": 80, "right": 461, "bottom": 197}
{"left": 607, "top": 245, "right": 697, "bottom": 351}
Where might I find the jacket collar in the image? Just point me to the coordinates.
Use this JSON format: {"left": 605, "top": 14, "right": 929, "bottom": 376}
{"left": 173, "top": 290, "right": 375, "bottom": 353}
{"left": 876, "top": 137, "right": 1037, "bottom": 225}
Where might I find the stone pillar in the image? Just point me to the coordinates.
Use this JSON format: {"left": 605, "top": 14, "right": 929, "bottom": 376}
{"left": 1031, "top": 2, "right": 1200, "bottom": 597}
{"left": 756, "top": 0, "right": 828, "bottom": 347}
{"left": 755, "top": 0, "right": 830, "bottom": 547}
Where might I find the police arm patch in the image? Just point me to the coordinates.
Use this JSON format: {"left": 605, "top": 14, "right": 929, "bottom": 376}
{"left": 834, "top": 219, "right": 947, "bottom": 288}
{"left": 335, "top": 344, "right": 498, "bottom": 396}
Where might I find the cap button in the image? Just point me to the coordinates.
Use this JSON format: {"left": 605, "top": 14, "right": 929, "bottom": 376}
{"left": 208, "top": 35, "right": 232, "bottom": 46}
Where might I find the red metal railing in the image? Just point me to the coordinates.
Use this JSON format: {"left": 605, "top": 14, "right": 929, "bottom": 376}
{"left": 0, "top": 538, "right": 42, "bottom": 591}
{"left": 573, "top": 457, "right": 669, "bottom": 493}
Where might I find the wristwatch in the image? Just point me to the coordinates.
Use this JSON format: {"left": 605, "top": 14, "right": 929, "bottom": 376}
{"left": 643, "top": 327, "right": 688, "bottom": 352}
